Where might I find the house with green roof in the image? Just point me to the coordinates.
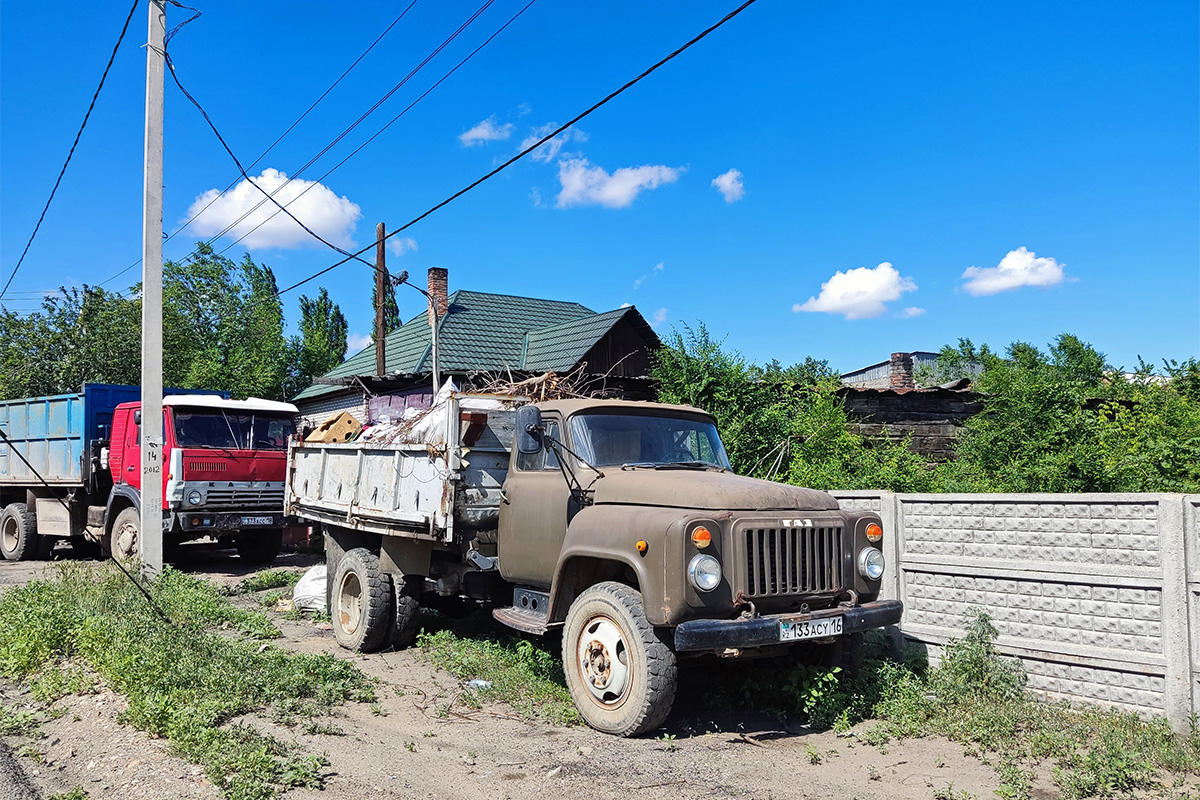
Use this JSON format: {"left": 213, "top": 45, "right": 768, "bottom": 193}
{"left": 293, "top": 268, "right": 661, "bottom": 426}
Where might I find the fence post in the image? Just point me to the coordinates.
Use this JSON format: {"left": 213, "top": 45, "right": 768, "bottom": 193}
{"left": 1160, "top": 494, "right": 1192, "bottom": 732}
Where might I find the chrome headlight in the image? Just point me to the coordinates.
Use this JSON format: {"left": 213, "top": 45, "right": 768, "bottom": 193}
{"left": 688, "top": 554, "right": 722, "bottom": 592}
{"left": 187, "top": 490, "right": 203, "bottom": 506}
{"left": 858, "top": 547, "right": 885, "bottom": 581}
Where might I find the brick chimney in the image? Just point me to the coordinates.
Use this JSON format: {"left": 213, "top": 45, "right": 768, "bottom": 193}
{"left": 889, "top": 352, "right": 915, "bottom": 390}
{"left": 427, "top": 267, "right": 448, "bottom": 327}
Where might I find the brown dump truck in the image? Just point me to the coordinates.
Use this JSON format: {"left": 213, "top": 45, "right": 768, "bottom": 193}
{"left": 285, "top": 394, "right": 901, "bottom": 736}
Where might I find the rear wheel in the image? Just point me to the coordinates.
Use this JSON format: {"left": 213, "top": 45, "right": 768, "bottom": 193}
{"left": 388, "top": 575, "right": 422, "bottom": 650}
{"left": 562, "top": 582, "right": 677, "bottom": 737}
{"left": 332, "top": 548, "right": 392, "bottom": 653}
{"left": 236, "top": 529, "right": 283, "bottom": 565}
{"left": 0, "top": 503, "right": 38, "bottom": 561}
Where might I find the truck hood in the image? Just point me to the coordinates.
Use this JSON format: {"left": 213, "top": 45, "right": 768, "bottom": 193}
{"left": 590, "top": 469, "right": 839, "bottom": 512}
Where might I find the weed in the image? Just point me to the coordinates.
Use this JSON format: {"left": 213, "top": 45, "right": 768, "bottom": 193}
{"left": 0, "top": 563, "right": 374, "bottom": 800}
{"left": 416, "top": 626, "right": 580, "bottom": 725}
{"left": 658, "top": 733, "right": 679, "bottom": 751}
{"left": 804, "top": 744, "right": 821, "bottom": 764}
{"left": 933, "top": 783, "right": 977, "bottom": 800}
{"left": 370, "top": 702, "right": 388, "bottom": 717}
{"left": 48, "top": 788, "right": 89, "bottom": 800}
{"left": 301, "top": 719, "right": 344, "bottom": 736}
{"left": 405, "top": 741, "right": 417, "bottom": 753}
{"left": 0, "top": 703, "right": 46, "bottom": 735}
{"left": 230, "top": 570, "right": 302, "bottom": 595}
{"left": 867, "top": 765, "right": 880, "bottom": 781}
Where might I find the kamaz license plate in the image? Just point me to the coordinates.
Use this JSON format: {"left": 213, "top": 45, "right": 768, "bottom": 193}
{"left": 778, "top": 616, "right": 843, "bottom": 642}
{"left": 240, "top": 516, "right": 274, "bottom": 526}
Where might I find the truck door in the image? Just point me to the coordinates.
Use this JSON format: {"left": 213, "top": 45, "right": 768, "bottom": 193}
{"left": 497, "top": 415, "right": 570, "bottom": 589}
{"left": 119, "top": 410, "right": 140, "bottom": 490}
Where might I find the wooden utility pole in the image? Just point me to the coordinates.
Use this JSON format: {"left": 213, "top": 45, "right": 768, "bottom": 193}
{"left": 140, "top": 0, "right": 166, "bottom": 577}
{"left": 374, "top": 222, "right": 386, "bottom": 376}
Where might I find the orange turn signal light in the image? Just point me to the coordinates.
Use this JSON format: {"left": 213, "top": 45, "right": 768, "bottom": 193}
{"left": 691, "top": 526, "right": 713, "bottom": 549}
{"left": 635, "top": 540, "right": 648, "bottom": 554}
{"left": 866, "top": 523, "right": 883, "bottom": 542}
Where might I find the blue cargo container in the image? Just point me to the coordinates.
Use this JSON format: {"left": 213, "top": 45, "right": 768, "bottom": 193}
{"left": 0, "top": 384, "right": 228, "bottom": 486}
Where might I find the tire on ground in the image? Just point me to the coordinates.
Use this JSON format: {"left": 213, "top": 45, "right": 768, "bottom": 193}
{"left": 332, "top": 547, "right": 392, "bottom": 653}
{"left": 109, "top": 507, "right": 141, "bottom": 563}
{"left": 324, "top": 525, "right": 346, "bottom": 618}
{"left": 236, "top": 528, "right": 283, "bottom": 565}
{"left": 0, "top": 503, "right": 39, "bottom": 562}
{"left": 561, "top": 581, "right": 677, "bottom": 737}
{"left": 388, "top": 574, "right": 422, "bottom": 650}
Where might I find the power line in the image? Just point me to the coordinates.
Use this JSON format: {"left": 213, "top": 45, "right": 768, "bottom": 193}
{"left": 0, "top": 0, "right": 141, "bottom": 301}
{"left": 262, "top": 0, "right": 762, "bottom": 306}
{"left": 216, "top": 0, "right": 536, "bottom": 262}
{"left": 95, "top": 1, "right": 422, "bottom": 289}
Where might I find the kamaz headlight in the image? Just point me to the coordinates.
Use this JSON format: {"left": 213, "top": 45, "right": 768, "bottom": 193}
{"left": 187, "top": 490, "right": 203, "bottom": 506}
{"left": 858, "top": 547, "right": 885, "bottom": 581}
{"left": 688, "top": 554, "right": 722, "bottom": 592}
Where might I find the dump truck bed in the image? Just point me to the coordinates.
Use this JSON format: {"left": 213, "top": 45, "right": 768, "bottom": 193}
{"left": 285, "top": 393, "right": 519, "bottom": 542}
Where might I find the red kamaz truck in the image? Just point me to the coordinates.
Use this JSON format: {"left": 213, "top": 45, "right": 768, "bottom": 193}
{"left": 0, "top": 383, "right": 297, "bottom": 564}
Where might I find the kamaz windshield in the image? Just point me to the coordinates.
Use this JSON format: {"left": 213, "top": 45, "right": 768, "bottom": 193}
{"left": 172, "top": 411, "right": 294, "bottom": 451}
{"left": 568, "top": 413, "right": 731, "bottom": 470}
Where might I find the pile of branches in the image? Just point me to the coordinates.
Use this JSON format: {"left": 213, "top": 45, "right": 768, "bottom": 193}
{"left": 473, "top": 362, "right": 621, "bottom": 401}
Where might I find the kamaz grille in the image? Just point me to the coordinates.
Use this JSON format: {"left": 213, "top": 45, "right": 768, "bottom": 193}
{"left": 742, "top": 526, "right": 844, "bottom": 597}
{"left": 204, "top": 487, "right": 284, "bottom": 510}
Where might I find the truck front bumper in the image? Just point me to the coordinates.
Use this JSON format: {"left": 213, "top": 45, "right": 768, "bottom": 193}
{"left": 169, "top": 510, "right": 285, "bottom": 534}
{"left": 673, "top": 599, "right": 903, "bottom": 653}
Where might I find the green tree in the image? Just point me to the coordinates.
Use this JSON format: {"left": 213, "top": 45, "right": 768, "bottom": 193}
{"left": 370, "top": 278, "right": 401, "bottom": 342}
{"left": 292, "top": 287, "right": 348, "bottom": 396}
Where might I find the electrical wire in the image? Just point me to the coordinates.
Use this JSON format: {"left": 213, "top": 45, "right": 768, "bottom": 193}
{"left": 96, "top": 1, "right": 423, "bottom": 289}
{"left": 0, "top": 0, "right": 141, "bottom": 301}
{"left": 258, "top": 0, "right": 761, "bottom": 306}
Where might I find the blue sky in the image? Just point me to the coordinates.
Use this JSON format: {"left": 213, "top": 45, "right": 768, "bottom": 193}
{"left": 2, "top": 1, "right": 1197, "bottom": 375}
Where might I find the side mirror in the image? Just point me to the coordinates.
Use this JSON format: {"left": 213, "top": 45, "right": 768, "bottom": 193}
{"left": 133, "top": 410, "right": 142, "bottom": 425}
{"left": 515, "top": 405, "right": 543, "bottom": 455}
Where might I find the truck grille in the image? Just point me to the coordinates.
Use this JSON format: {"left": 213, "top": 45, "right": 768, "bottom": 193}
{"left": 204, "top": 487, "right": 284, "bottom": 510}
{"left": 742, "top": 526, "right": 844, "bottom": 597}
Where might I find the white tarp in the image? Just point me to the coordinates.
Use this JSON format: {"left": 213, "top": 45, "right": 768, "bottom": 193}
{"left": 292, "top": 564, "right": 327, "bottom": 613}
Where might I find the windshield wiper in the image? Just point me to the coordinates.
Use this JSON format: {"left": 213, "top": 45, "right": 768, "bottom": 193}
{"left": 654, "top": 461, "right": 725, "bottom": 471}
{"left": 620, "top": 462, "right": 658, "bottom": 470}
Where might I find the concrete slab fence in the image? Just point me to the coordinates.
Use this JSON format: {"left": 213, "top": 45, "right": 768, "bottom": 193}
{"left": 831, "top": 491, "right": 1200, "bottom": 732}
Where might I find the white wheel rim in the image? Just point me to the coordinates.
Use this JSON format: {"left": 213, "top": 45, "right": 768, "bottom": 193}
{"left": 577, "top": 616, "right": 631, "bottom": 706}
{"left": 1, "top": 517, "right": 16, "bottom": 552}
{"left": 115, "top": 521, "right": 138, "bottom": 561}
{"left": 338, "top": 572, "right": 362, "bottom": 635}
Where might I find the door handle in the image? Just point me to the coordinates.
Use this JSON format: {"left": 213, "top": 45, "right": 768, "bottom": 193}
{"left": 127, "top": 466, "right": 135, "bottom": 471}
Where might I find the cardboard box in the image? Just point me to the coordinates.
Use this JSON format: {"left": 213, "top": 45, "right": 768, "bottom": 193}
{"left": 305, "top": 411, "right": 362, "bottom": 443}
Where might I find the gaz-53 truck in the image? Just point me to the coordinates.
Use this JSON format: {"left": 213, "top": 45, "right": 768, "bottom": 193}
{"left": 286, "top": 393, "right": 902, "bottom": 736}
{"left": 0, "top": 384, "right": 298, "bottom": 563}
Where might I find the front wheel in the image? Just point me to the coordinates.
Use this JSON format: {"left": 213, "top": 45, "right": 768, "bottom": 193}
{"left": 562, "top": 582, "right": 677, "bottom": 737}
{"left": 110, "top": 507, "right": 140, "bottom": 564}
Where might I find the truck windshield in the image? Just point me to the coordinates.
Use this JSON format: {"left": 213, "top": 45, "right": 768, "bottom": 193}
{"left": 173, "top": 411, "right": 294, "bottom": 451}
{"left": 568, "top": 413, "right": 731, "bottom": 469}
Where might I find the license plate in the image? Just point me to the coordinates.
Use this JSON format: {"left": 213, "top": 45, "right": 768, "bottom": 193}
{"left": 240, "top": 516, "right": 274, "bottom": 526}
{"left": 778, "top": 616, "right": 843, "bottom": 642}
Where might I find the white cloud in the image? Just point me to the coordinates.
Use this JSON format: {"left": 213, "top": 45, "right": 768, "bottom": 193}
{"left": 185, "top": 168, "right": 361, "bottom": 250}
{"left": 556, "top": 158, "right": 683, "bottom": 209}
{"left": 794, "top": 262, "right": 918, "bottom": 320}
{"left": 520, "top": 123, "right": 588, "bottom": 163}
{"left": 633, "top": 261, "right": 665, "bottom": 290}
{"left": 345, "top": 332, "right": 372, "bottom": 356}
{"left": 387, "top": 236, "right": 418, "bottom": 257}
{"left": 459, "top": 115, "right": 513, "bottom": 147}
{"left": 529, "top": 187, "right": 544, "bottom": 208}
{"left": 711, "top": 169, "right": 745, "bottom": 203}
{"left": 899, "top": 306, "right": 926, "bottom": 318}
{"left": 651, "top": 308, "right": 668, "bottom": 327}
{"left": 619, "top": 302, "right": 632, "bottom": 308}
{"left": 960, "top": 246, "right": 1067, "bottom": 296}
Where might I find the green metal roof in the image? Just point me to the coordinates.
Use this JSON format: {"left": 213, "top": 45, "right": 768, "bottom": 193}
{"left": 293, "top": 289, "right": 617, "bottom": 402}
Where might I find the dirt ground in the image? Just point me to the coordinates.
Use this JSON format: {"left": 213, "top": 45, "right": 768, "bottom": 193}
{"left": 0, "top": 547, "right": 1003, "bottom": 800}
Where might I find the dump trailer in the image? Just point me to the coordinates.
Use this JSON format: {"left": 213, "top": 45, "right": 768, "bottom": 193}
{"left": 0, "top": 383, "right": 298, "bottom": 564}
{"left": 286, "top": 392, "right": 902, "bottom": 736}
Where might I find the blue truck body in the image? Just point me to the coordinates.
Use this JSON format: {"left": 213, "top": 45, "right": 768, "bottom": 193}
{"left": 0, "top": 384, "right": 228, "bottom": 486}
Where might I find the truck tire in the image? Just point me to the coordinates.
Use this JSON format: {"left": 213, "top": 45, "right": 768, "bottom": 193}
{"left": 0, "top": 503, "right": 38, "bottom": 561}
{"left": 235, "top": 529, "right": 283, "bottom": 565}
{"left": 110, "top": 507, "right": 140, "bottom": 563}
{"left": 332, "top": 548, "right": 392, "bottom": 653}
{"left": 562, "top": 581, "right": 677, "bottom": 737}
{"left": 388, "top": 576, "right": 422, "bottom": 650}
{"left": 324, "top": 527, "right": 345, "bottom": 618}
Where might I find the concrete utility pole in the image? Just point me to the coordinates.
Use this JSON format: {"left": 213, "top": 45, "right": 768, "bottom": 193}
{"left": 375, "top": 222, "right": 386, "bottom": 376}
{"left": 140, "top": 0, "right": 166, "bottom": 577}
